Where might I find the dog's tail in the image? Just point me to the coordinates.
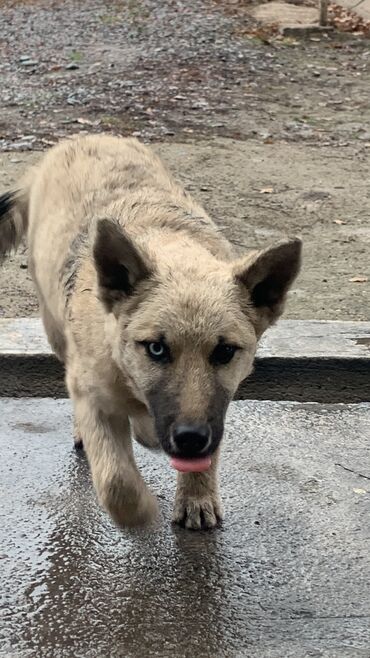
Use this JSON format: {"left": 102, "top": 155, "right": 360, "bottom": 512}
{"left": 0, "top": 169, "right": 35, "bottom": 263}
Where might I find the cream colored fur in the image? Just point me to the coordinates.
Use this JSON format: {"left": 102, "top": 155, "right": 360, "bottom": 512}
{"left": 0, "top": 135, "right": 301, "bottom": 530}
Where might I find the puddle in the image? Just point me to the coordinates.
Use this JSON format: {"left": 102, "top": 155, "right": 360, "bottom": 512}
{"left": 1, "top": 398, "right": 370, "bottom": 657}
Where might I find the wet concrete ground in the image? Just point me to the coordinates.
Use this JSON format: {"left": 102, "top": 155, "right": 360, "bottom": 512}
{"left": 1, "top": 398, "right": 370, "bottom": 657}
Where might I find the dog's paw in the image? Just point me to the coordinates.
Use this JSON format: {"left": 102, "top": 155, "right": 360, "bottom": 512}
{"left": 172, "top": 494, "right": 223, "bottom": 530}
{"left": 74, "top": 437, "right": 84, "bottom": 451}
{"left": 73, "top": 423, "right": 84, "bottom": 450}
{"left": 99, "top": 477, "right": 159, "bottom": 528}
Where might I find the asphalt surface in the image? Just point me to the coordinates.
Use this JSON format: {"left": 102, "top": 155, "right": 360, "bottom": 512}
{"left": 1, "top": 399, "right": 370, "bottom": 658}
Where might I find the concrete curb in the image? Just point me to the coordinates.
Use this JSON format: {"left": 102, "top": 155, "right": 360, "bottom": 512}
{"left": 0, "top": 319, "right": 369, "bottom": 402}
{"left": 280, "top": 24, "right": 334, "bottom": 37}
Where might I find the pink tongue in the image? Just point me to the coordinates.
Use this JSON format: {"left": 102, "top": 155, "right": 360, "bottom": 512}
{"left": 170, "top": 456, "right": 212, "bottom": 473}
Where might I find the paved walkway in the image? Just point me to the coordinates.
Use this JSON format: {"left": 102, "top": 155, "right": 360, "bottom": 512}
{"left": 1, "top": 399, "right": 369, "bottom": 657}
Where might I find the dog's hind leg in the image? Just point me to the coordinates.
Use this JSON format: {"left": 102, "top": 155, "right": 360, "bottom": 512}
{"left": 39, "top": 301, "right": 66, "bottom": 363}
{"left": 29, "top": 259, "right": 67, "bottom": 363}
{"left": 68, "top": 381, "right": 158, "bottom": 527}
{"left": 172, "top": 449, "right": 223, "bottom": 530}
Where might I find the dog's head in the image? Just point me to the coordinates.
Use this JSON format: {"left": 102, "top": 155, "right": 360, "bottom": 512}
{"left": 93, "top": 219, "right": 301, "bottom": 462}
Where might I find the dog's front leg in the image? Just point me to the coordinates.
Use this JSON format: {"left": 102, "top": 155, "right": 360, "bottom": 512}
{"left": 74, "top": 396, "right": 158, "bottom": 528}
{"left": 172, "top": 450, "right": 223, "bottom": 530}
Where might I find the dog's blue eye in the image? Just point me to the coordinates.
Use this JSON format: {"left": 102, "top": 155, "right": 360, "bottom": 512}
{"left": 146, "top": 341, "right": 170, "bottom": 363}
{"left": 210, "top": 344, "right": 238, "bottom": 366}
{"left": 148, "top": 342, "right": 164, "bottom": 357}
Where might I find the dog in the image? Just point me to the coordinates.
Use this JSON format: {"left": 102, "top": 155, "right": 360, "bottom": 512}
{"left": 0, "top": 135, "right": 301, "bottom": 530}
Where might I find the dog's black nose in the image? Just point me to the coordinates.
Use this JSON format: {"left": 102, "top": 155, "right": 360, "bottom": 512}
{"left": 172, "top": 423, "right": 211, "bottom": 457}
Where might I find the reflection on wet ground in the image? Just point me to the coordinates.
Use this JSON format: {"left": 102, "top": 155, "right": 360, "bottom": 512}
{"left": 1, "top": 399, "right": 370, "bottom": 658}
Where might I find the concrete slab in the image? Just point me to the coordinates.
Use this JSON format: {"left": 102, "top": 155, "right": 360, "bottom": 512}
{"left": 1, "top": 318, "right": 370, "bottom": 359}
{"left": 0, "top": 319, "right": 369, "bottom": 402}
{"left": 0, "top": 399, "right": 369, "bottom": 657}
{"left": 339, "top": 0, "right": 370, "bottom": 21}
{"left": 250, "top": 2, "right": 319, "bottom": 27}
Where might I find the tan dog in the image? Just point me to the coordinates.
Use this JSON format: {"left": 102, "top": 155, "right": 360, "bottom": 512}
{"left": 0, "top": 135, "right": 301, "bottom": 530}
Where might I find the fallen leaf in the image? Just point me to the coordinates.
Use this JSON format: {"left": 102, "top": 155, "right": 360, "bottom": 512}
{"left": 349, "top": 276, "right": 368, "bottom": 283}
{"left": 76, "top": 118, "right": 101, "bottom": 126}
{"left": 260, "top": 187, "right": 274, "bottom": 194}
{"left": 76, "top": 118, "right": 91, "bottom": 125}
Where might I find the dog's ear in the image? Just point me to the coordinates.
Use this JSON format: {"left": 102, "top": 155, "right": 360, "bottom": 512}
{"left": 93, "top": 218, "right": 151, "bottom": 311}
{"left": 234, "top": 238, "right": 302, "bottom": 335}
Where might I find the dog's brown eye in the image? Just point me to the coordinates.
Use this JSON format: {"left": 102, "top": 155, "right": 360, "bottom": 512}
{"left": 210, "top": 344, "right": 238, "bottom": 366}
{"left": 145, "top": 341, "right": 171, "bottom": 363}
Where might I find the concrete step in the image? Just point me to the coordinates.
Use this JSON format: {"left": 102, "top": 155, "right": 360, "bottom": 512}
{"left": 1, "top": 398, "right": 369, "bottom": 657}
{"left": 0, "top": 318, "right": 369, "bottom": 402}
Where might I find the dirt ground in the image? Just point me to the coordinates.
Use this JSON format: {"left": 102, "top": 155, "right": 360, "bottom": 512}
{"left": 0, "top": 0, "right": 369, "bottom": 320}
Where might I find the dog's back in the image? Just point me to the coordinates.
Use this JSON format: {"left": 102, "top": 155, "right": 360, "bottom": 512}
{"left": 0, "top": 135, "right": 231, "bottom": 328}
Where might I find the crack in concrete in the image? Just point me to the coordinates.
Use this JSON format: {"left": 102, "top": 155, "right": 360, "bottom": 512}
{"left": 335, "top": 462, "right": 370, "bottom": 481}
